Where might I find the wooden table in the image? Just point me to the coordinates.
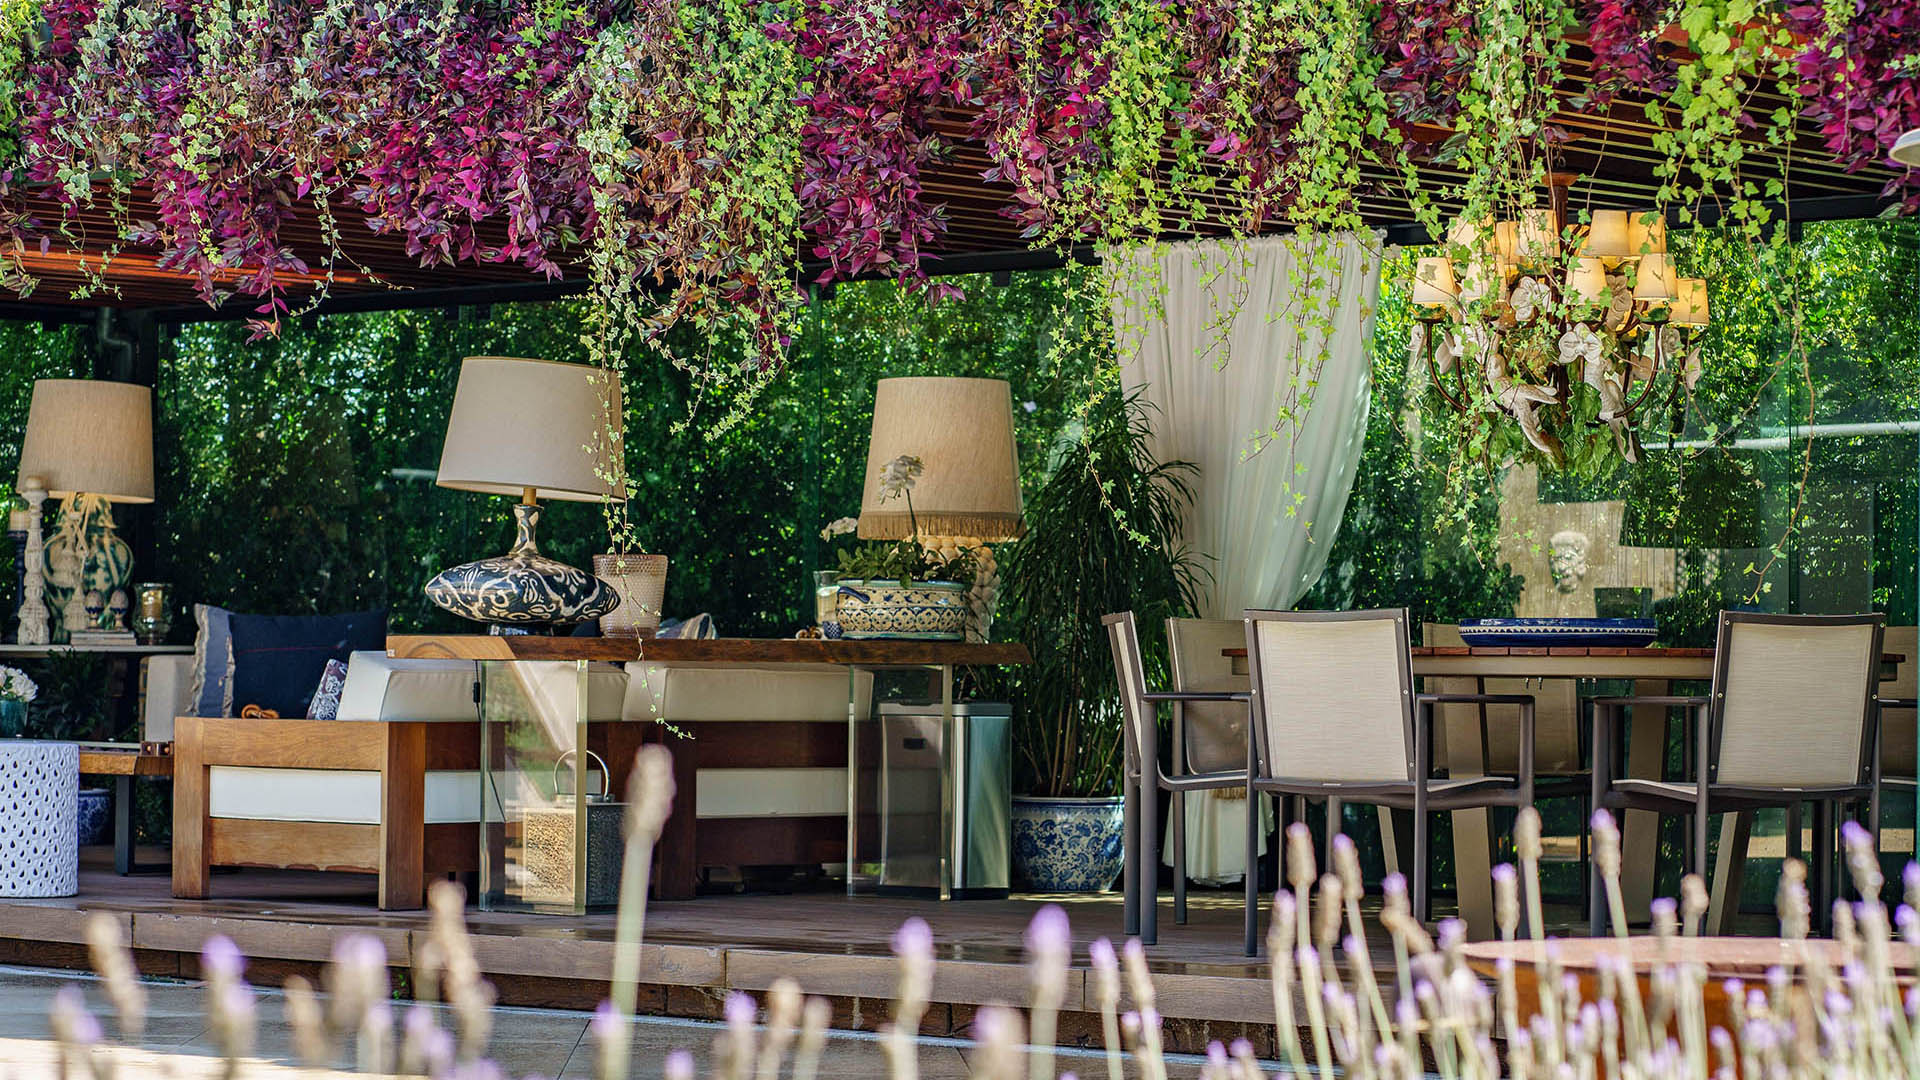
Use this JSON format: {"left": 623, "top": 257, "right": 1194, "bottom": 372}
{"left": 75, "top": 741, "right": 173, "bottom": 875}
{"left": 1223, "top": 645, "right": 1904, "bottom": 937}
{"left": 388, "top": 636, "right": 1032, "bottom": 904}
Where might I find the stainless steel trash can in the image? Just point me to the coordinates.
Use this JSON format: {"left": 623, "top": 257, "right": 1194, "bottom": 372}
{"left": 877, "top": 700, "right": 1011, "bottom": 899}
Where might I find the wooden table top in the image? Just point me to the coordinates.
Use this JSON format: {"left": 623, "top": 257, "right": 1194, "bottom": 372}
{"left": 76, "top": 742, "right": 174, "bottom": 776}
{"left": 1225, "top": 644, "right": 1906, "bottom": 682}
{"left": 390, "top": 635, "right": 1033, "bottom": 667}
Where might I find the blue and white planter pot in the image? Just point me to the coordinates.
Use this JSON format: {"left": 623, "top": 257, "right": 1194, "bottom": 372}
{"left": 1011, "top": 796, "right": 1126, "bottom": 893}
{"left": 76, "top": 788, "right": 110, "bottom": 847}
{"left": 834, "top": 580, "right": 968, "bottom": 641}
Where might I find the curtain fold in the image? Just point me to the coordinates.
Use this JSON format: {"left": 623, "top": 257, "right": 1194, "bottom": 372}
{"left": 1112, "top": 232, "right": 1382, "bottom": 617}
{"left": 1111, "top": 233, "right": 1383, "bottom": 884}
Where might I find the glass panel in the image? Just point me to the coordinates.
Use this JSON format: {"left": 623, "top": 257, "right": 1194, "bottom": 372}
{"left": 478, "top": 658, "right": 592, "bottom": 914}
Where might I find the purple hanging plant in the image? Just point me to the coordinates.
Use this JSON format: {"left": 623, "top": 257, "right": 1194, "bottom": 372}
{"left": 1788, "top": 1, "right": 1920, "bottom": 209}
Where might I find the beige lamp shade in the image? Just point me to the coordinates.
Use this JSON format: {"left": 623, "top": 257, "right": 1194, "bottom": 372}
{"left": 1411, "top": 257, "right": 1458, "bottom": 306}
{"left": 1892, "top": 128, "right": 1920, "bottom": 168}
{"left": 857, "top": 377, "right": 1023, "bottom": 541}
{"left": 435, "top": 356, "right": 625, "bottom": 502}
{"left": 1632, "top": 252, "right": 1679, "bottom": 302}
{"left": 1628, "top": 211, "right": 1667, "bottom": 257}
{"left": 15, "top": 379, "right": 154, "bottom": 502}
{"left": 1568, "top": 257, "right": 1611, "bottom": 305}
{"left": 1584, "top": 210, "right": 1631, "bottom": 260}
{"left": 1671, "top": 278, "right": 1710, "bottom": 326}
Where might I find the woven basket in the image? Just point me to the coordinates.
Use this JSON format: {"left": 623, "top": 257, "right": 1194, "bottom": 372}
{"left": 593, "top": 553, "right": 668, "bottom": 638}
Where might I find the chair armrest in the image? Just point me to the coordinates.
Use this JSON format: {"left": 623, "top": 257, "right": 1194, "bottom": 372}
{"left": 1879, "top": 698, "right": 1918, "bottom": 709}
{"left": 1586, "top": 695, "right": 1710, "bottom": 707}
{"left": 1141, "top": 691, "right": 1249, "bottom": 703}
{"left": 1416, "top": 692, "right": 1536, "bottom": 706}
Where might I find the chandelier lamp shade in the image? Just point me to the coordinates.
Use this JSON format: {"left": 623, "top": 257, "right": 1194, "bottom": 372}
{"left": 1407, "top": 173, "right": 1710, "bottom": 465}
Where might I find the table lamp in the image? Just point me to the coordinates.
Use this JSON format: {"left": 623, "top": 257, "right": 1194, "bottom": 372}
{"left": 14, "top": 379, "right": 155, "bottom": 641}
{"left": 425, "top": 356, "right": 624, "bottom": 631}
{"left": 1893, "top": 128, "right": 1920, "bottom": 168}
{"left": 857, "top": 377, "right": 1024, "bottom": 640}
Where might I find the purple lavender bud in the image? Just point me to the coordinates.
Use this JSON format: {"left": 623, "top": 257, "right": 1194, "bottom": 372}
{"left": 1597, "top": 998, "right": 1617, "bottom": 1024}
{"left": 1342, "top": 934, "right": 1363, "bottom": 958}
{"left": 51, "top": 985, "right": 101, "bottom": 1045}
{"left": 1207, "top": 1041, "right": 1229, "bottom": 1067}
{"left": 892, "top": 917, "right": 933, "bottom": 961}
{"left": 725, "top": 991, "right": 756, "bottom": 1027}
{"left": 1230, "top": 1037, "right": 1253, "bottom": 1057}
{"left": 1437, "top": 919, "right": 1465, "bottom": 949}
{"left": 1843, "top": 820, "right": 1869, "bottom": 846}
{"left": 1124, "top": 938, "right": 1147, "bottom": 967}
{"left": 202, "top": 935, "right": 245, "bottom": 981}
{"left": 1120, "top": 1011, "right": 1141, "bottom": 1035}
{"left": 1491, "top": 863, "right": 1517, "bottom": 885}
{"left": 665, "top": 1049, "right": 695, "bottom": 1080}
{"left": 1088, "top": 937, "right": 1117, "bottom": 970}
{"left": 1395, "top": 997, "right": 1419, "bottom": 1025}
{"left": 1140, "top": 1006, "right": 1160, "bottom": 1029}
{"left": 1025, "top": 905, "right": 1070, "bottom": 955}
{"left": 591, "top": 999, "right": 621, "bottom": 1040}
{"left": 1906, "top": 863, "right": 1920, "bottom": 893}
{"left": 1905, "top": 986, "right": 1920, "bottom": 1017}
{"left": 1382, "top": 873, "right": 1406, "bottom": 898}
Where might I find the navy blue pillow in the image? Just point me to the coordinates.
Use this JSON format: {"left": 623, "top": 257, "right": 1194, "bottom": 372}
{"left": 228, "top": 609, "right": 388, "bottom": 718}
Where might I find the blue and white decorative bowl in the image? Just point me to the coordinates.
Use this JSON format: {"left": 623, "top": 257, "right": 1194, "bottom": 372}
{"left": 1011, "top": 796, "right": 1126, "bottom": 893}
{"left": 76, "top": 787, "right": 110, "bottom": 847}
{"left": 1458, "top": 617, "right": 1659, "bottom": 649}
{"left": 834, "top": 581, "right": 968, "bottom": 641}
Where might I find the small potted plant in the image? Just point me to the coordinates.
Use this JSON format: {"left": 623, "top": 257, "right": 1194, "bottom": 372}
{"left": 824, "top": 456, "right": 977, "bottom": 640}
{"left": 0, "top": 666, "right": 37, "bottom": 738}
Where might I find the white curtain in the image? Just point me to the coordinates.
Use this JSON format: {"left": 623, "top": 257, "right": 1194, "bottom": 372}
{"left": 1111, "top": 232, "right": 1383, "bottom": 882}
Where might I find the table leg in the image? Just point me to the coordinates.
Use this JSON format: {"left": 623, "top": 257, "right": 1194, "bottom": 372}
{"left": 1619, "top": 679, "right": 1670, "bottom": 924}
{"left": 113, "top": 773, "right": 134, "bottom": 875}
{"left": 1706, "top": 811, "right": 1752, "bottom": 934}
{"left": 1444, "top": 678, "right": 1494, "bottom": 938}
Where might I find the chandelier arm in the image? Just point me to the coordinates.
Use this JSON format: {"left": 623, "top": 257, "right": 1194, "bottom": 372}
{"left": 1619, "top": 329, "right": 1671, "bottom": 421}
{"left": 1424, "top": 330, "right": 1469, "bottom": 413}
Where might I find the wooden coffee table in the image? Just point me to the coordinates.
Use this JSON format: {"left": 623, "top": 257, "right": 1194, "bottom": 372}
{"left": 76, "top": 742, "right": 172, "bottom": 875}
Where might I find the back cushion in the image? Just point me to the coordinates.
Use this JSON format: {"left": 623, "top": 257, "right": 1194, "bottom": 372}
{"left": 228, "top": 609, "right": 389, "bottom": 718}
{"left": 1716, "top": 620, "right": 1876, "bottom": 788}
{"left": 189, "top": 604, "right": 236, "bottom": 717}
{"left": 1252, "top": 616, "right": 1408, "bottom": 783}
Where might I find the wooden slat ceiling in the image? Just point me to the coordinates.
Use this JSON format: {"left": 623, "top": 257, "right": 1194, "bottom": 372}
{"left": 1, "top": 46, "right": 1906, "bottom": 320}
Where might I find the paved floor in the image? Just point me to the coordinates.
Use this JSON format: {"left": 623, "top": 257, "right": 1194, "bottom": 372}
{"left": 0, "top": 965, "right": 1225, "bottom": 1079}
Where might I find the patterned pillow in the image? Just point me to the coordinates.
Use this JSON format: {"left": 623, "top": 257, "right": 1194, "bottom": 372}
{"left": 306, "top": 658, "right": 350, "bottom": 722}
{"left": 188, "top": 604, "right": 236, "bottom": 718}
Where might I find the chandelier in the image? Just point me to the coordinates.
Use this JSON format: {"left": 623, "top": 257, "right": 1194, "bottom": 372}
{"left": 1406, "top": 176, "right": 1710, "bottom": 465}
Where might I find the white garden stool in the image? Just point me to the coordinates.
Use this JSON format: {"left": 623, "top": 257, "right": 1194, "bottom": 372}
{"left": 0, "top": 740, "right": 78, "bottom": 897}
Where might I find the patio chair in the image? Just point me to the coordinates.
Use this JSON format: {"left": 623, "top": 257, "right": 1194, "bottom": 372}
{"left": 1165, "top": 618, "right": 1277, "bottom": 916}
{"left": 1241, "top": 608, "right": 1537, "bottom": 955}
{"left": 1104, "top": 612, "right": 1250, "bottom": 946}
{"left": 1588, "top": 612, "right": 1884, "bottom": 935}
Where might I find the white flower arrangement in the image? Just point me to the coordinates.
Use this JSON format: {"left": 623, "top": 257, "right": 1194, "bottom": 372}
{"left": 0, "top": 666, "right": 37, "bottom": 704}
{"left": 875, "top": 454, "right": 922, "bottom": 501}
{"left": 818, "top": 517, "right": 859, "bottom": 542}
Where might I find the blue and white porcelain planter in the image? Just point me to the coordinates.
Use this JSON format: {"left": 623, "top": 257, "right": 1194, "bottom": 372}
{"left": 834, "top": 580, "right": 968, "bottom": 641}
{"left": 1011, "top": 795, "right": 1126, "bottom": 893}
{"left": 76, "top": 788, "right": 110, "bottom": 847}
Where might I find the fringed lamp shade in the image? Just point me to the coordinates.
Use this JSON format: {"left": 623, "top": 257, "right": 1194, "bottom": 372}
{"left": 857, "top": 377, "right": 1024, "bottom": 542}
{"left": 15, "top": 379, "right": 154, "bottom": 502}
{"left": 435, "top": 356, "right": 624, "bottom": 502}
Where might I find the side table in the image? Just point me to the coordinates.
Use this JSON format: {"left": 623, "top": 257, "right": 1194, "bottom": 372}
{"left": 0, "top": 740, "right": 79, "bottom": 897}
{"left": 77, "top": 742, "right": 172, "bottom": 875}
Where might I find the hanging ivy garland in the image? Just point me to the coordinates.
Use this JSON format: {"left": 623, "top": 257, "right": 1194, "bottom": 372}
{"left": 0, "top": 0, "right": 1914, "bottom": 554}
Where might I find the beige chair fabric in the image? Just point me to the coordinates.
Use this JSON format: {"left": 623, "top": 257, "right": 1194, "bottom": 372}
{"left": 1249, "top": 615, "right": 1407, "bottom": 783}
{"left": 1165, "top": 618, "right": 1266, "bottom": 882}
{"left": 1424, "top": 624, "right": 1582, "bottom": 775}
{"left": 1714, "top": 619, "right": 1878, "bottom": 789}
{"left": 1166, "top": 618, "right": 1251, "bottom": 773}
{"left": 1880, "top": 627, "right": 1915, "bottom": 779}
{"left": 142, "top": 655, "right": 197, "bottom": 744}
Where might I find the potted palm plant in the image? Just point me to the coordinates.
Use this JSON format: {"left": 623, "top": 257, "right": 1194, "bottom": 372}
{"left": 994, "top": 389, "right": 1199, "bottom": 892}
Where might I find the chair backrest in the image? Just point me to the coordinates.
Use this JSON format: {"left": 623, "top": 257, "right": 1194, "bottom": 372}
{"left": 1102, "top": 612, "right": 1154, "bottom": 777}
{"left": 1424, "top": 623, "right": 1582, "bottom": 775}
{"left": 1712, "top": 612, "right": 1883, "bottom": 789}
{"left": 1880, "top": 626, "right": 1916, "bottom": 778}
{"left": 1166, "top": 618, "right": 1251, "bottom": 774}
{"left": 1245, "top": 609, "right": 1414, "bottom": 783}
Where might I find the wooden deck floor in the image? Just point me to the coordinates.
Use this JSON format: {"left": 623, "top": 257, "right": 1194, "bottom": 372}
{"left": 0, "top": 849, "right": 1711, "bottom": 1055}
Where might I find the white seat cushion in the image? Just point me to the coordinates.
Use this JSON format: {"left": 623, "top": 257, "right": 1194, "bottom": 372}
{"left": 622, "top": 662, "right": 872, "bottom": 723}
{"left": 338, "top": 652, "right": 626, "bottom": 723}
{"left": 207, "top": 765, "right": 604, "bottom": 824}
